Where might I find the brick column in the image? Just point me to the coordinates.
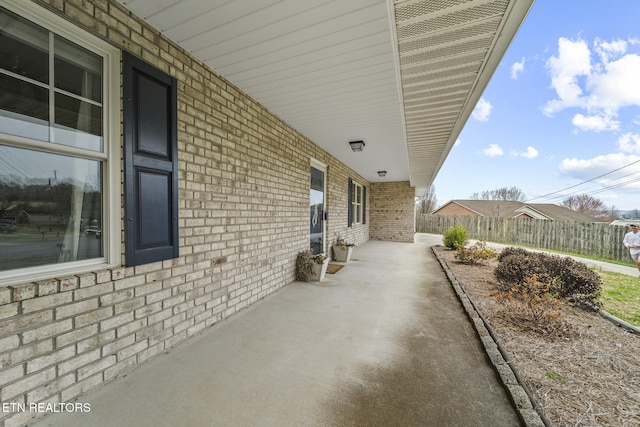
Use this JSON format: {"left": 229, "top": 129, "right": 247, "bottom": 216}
{"left": 370, "top": 182, "right": 415, "bottom": 242}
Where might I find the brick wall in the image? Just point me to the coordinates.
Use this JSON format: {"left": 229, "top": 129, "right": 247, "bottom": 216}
{"left": 0, "top": 1, "right": 370, "bottom": 425}
{"left": 434, "top": 203, "right": 478, "bottom": 216}
{"left": 369, "top": 182, "right": 415, "bottom": 243}
{"left": 326, "top": 171, "right": 369, "bottom": 249}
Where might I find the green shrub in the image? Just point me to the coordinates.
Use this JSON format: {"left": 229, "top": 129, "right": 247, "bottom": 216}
{"left": 443, "top": 224, "right": 467, "bottom": 250}
{"left": 454, "top": 241, "right": 497, "bottom": 265}
{"left": 494, "top": 247, "right": 602, "bottom": 309}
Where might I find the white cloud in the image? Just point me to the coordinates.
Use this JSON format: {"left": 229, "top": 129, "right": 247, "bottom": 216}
{"left": 559, "top": 153, "right": 640, "bottom": 182}
{"left": 571, "top": 113, "right": 619, "bottom": 131}
{"left": 544, "top": 37, "right": 591, "bottom": 115}
{"left": 594, "top": 38, "right": 627, "bottom": 63}
{"left": 482, "top": 144, "right": 504, "bottom": 157}
{"left": 544, "top": 36, "right": 640, "bottom": 132}
{"left": 617, "top": 133, "right": 640, "bottom": 154}
{"left": 520, "top": 146, "right": 539, "bottom": 159}
{"left": 472, "top": 98, "right": 492, "bottom": 121}
{"left": 511, "top": 57, "right": 525, "bottom": 79}
{"left": 586, "top": 53, "right": 640, "bottom": 112}
{"left": 454, "top": 138, "right": 462, "bottom": 146}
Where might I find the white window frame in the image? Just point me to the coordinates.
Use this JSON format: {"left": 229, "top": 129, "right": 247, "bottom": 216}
{"left": 0, "top": 1, "right": 121, "bottom": 286}
{"left": 352, "top": 181, "right": 363, "bottom": 225}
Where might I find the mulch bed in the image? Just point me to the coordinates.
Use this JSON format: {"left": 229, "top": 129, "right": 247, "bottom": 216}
{"left": 433, "top": 245, "right": 640, "bottom": 427}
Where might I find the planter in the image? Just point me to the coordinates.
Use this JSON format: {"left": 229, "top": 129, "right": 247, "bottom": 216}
{"left": 332, "top": 245, "right": 354, "bottom": 262}
{"left": 310, "top": 256, "right": 330, "bottom": 281}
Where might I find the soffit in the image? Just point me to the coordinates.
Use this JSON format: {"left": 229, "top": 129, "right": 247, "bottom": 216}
{"left": 116, "top": 0, "right": 533, "bottom": 195}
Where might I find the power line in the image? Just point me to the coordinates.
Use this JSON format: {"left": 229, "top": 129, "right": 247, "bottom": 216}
{"left": 0, "top": 155, "right": 27, "bottom": 178}
{"left": 538, "top": 169, "right": 640, "bottom": 204}
{"left": 526, "top": 158, "right": 640, "bottom": 203}
{"left": 586, "top": 176, "right": 640, "bottom": 196}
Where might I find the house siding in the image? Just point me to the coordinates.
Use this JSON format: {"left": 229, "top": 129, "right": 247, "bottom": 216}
{"left": 369, "top": 182, "right": 415, "bottom": 243}
{"left": 0, "top": 1, "right": 372, "bottom": 425}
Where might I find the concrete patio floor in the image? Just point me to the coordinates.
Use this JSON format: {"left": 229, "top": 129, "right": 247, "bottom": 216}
{"left": 33, "top": 235, "right": 523, "bottom": 427}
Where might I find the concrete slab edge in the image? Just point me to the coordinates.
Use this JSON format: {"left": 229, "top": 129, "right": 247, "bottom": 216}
{"left": 431, "top": 246, "right": 549, "bottom": 427}
{"left": 596, "top": 309, "right": 640, "bottom": 334}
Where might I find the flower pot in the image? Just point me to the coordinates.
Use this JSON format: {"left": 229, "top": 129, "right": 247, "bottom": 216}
{"left": 332, "top": 245, "right": 353, "bottom": 262}
{"left": 310, "top": 256, "right": 330, "bottom": 281}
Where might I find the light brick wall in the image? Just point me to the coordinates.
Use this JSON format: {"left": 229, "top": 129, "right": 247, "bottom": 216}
{"left": 0, "top": 1, "right": 371, "bottom": 425}
{"left": 434, "top": 203, "right": 478, "bottom": 216}
{"left": 326, "top": 174, "right": 369, "bottom": 248}
{"left": 370, "top": 182, "right": 415, "bottom": 243}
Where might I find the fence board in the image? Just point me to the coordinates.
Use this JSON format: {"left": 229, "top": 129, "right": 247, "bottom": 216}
{"left": 416, "top": 214, "right": 631, "bottom": 263}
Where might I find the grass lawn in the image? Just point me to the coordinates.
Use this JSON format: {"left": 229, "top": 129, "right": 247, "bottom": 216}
{"left": 597, "top": 269, "right": 640, "bottom": 327}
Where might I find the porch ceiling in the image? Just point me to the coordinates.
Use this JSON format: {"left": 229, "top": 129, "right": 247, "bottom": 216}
{"left": 116, "top": 0, "right": 533, "bottom": 196}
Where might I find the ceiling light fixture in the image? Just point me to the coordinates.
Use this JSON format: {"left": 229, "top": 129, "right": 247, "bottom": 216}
{"left": 349, "top": 140, "right": 365, "bottom": 152}
{"left": 377, "top": 171, "right": 387, "bottom": 177}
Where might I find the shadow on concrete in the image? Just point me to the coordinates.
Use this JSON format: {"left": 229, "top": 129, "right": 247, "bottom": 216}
{"left": 33, "top": 236, "right": 523, "bottom": 427}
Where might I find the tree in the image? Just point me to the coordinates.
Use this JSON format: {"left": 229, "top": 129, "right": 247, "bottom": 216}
{"left": 416, "top": 185, "right": 437, "bottom": 214}
{"left": 561, "top": 194, "right": 615, "bottom": 221}
{"left": 627, "top": 209, "right": 640, "bottom": 219}
{"left": 469, "top": 186, "right": 526, "bottom": 202}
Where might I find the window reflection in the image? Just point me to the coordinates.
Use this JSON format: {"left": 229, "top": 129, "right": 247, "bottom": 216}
{"left": 0, "top": 7, "right": 103, "bottom": 152}
{"left": 54, "top": 93, "right": 102, "bottom": 151}
{"left": 0, "top": 8, "right": 49, "bottom": 84}
{"left": 0, "top": 75, "right": 49, "bottom": 141}
{"left": 0, "top": 145, "right": 103, "bottom": 272}
{"left": 55, "top": 35, "right": 102, "bottom": 102}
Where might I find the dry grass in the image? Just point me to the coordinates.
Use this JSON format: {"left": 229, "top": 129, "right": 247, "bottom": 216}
{"left": 434, "top": 246, "right": 640, "bottom": 427}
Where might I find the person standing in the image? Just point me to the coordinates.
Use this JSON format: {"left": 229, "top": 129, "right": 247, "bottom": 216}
{"left": 623, "top": 224, "right": 640, "bottom": 276}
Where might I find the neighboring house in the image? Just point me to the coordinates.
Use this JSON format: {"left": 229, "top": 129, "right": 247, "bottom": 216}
{"left": 1, "top": 207, "right": 31, "bottom": 225}
{"left": 432, "top": 200, "right": 604, "bottom": 223}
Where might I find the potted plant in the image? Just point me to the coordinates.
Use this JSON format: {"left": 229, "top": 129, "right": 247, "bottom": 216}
{"left": 296, "top": 250, "right": 329, "bottom": 282}
{"left": 332, "top": 235, "right": 355, "bottom": 262}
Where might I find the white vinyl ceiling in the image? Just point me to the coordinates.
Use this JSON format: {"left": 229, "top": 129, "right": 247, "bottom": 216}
{"left": 117, "top": 0, "right": 534, "bottom": 196}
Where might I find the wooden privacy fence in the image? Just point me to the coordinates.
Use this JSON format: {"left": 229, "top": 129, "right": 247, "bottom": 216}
{"left": 416, "top": 214, "right": 631, "bottom": 263}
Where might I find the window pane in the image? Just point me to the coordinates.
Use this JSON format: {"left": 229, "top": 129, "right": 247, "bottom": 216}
{"left": 0, "top": 7, "right": 50, "bottom": 142}
{"left": 0, "top": 7, "right": 49, "bottom": 84}
{"left": 0, "top": 145, "right": 103, "bottom": 272}
{"left": 0, "top": 75, "right": 49, "bottom": 140}
{"left": 53, "top": 35, "right": 103, "bottom": 151}
{"left": 54, "top": 92, "right": 103, "bottom": 151}
{"left": 55, "top": 35, "right": 102, "bottom": 102}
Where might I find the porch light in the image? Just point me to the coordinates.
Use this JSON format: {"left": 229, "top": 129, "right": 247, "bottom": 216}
{"left": 349, "top": 140, "right": 365, "bottom": 152}
{"left": 377, "top": 171, "right": 387, "bottom": 177}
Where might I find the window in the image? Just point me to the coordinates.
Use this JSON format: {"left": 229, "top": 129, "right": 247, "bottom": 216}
{"left": 352, "top": 182, "right": 363, "bottom": 224}
{"left": 0, "top": 2, "right": 119, "bottom": 284}
{"left": 348, "top": 178, "right": 366, "bottom": 227}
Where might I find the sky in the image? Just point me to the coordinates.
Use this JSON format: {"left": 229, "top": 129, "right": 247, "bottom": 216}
{"left": 431, "top": 0, "right": 640, "bottom": 212}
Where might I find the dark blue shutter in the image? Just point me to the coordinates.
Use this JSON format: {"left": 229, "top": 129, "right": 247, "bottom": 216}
{"left": 347, "top": 178, "right": 353, "bottom": 227}
{"left": 123, "top": 52, "right": 179, "bottom": 266}
{"left": 362, "top": 186, "right": 367, "bottom": 224}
